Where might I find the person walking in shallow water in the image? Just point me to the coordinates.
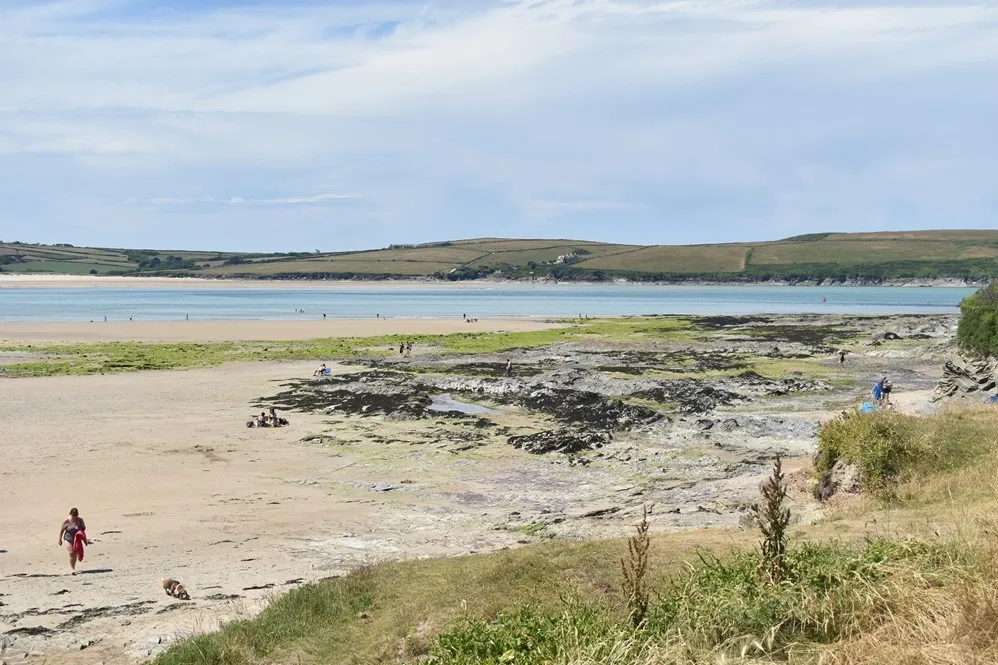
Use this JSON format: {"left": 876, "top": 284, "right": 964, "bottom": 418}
{"left": 57, "top": 508, "right": 87, "bottom": 574}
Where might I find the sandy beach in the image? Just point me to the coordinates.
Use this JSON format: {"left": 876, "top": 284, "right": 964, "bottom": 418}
{"left": 0, "top": 363, "right": 383, "bottom": 663}
{"left": 0, "top": 318, "right": 556, "bottom": 344}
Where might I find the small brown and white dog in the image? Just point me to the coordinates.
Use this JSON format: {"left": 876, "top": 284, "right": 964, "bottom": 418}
{"left": 162, "top": 578, "right": 191, "bottom": 600}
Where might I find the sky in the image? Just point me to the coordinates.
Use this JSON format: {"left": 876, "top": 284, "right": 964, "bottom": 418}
{"left": 0, "top": 0, "right": 996, "bottom": 252}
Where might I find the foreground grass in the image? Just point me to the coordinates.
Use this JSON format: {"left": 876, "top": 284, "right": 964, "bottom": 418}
{"left": 156, "top": 532, "right": 740, "bottom": 665}
{"left": 155, "top": 403, "right": 998, "bottom": 665}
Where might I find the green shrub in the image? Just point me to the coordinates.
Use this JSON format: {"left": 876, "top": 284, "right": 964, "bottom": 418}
{"left": 816, "top": 411, "right": 922, "bottom": 490}
{"left": 426, "top": 603, "right": 639, "bottom": 665}
{"left": 958, "top": 282, "right": 998, "bottom": 357}
{"left": 816, "top": 408, "right": 997, "bottom": 495}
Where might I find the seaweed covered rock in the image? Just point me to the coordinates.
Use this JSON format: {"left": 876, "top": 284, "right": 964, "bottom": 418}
{"left": 635, "top": 381, "right": 741, "bottom": 414}
{"left": 516, "top": 388, "right": 662, "bottom": 430}
{"left": 507, "top": 429, "right": 611, "bottom": 454}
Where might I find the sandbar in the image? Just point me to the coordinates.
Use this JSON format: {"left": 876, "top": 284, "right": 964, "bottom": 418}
{"left": 0, "top": 318, "right": 558, "bottom": 344}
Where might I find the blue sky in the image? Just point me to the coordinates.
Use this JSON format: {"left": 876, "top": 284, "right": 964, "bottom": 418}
{"left": 1, "top": 0, "right": 996, "bottom": 252}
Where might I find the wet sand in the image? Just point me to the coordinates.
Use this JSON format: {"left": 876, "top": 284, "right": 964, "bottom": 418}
{"left": 0, "top": 318, "right": 557, "bottom": 344}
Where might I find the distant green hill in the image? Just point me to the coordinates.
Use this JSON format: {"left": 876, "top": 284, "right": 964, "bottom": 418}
{"left": 4, "top": 230, "right": 998, "bottom": 282}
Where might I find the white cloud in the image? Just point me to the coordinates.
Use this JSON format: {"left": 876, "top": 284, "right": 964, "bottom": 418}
{"left": 147, "top": 193, "right": 359, "bottom": 206}
{"left": 525, "top": 200, "right": 633, "bottom": 216}
{"left": 0, "top": 0, "right": 995, "bottom": 250}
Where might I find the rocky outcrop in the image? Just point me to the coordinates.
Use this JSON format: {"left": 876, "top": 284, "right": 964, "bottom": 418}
{"left": 933, "top": 359, "right": 996, "bottom": 400}
{"left": 813, "top": 461, "right": 862, "bottom": 501}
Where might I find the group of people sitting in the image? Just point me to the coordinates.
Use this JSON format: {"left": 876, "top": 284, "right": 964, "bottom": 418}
{"left": 247, "top": 407, "right": 289, "bottom": 428}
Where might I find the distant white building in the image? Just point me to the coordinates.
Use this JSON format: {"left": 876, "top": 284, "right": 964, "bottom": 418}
{"left": 554, "top": 252, "right": 579, "bottom": 265}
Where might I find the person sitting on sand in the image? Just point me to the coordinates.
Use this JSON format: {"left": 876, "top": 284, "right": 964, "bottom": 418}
{"left": 269, "top": 407, "right": 281, "bottom": 427}
{"left": 313, "top": 363, "right": 330, "bottom": 377}
{"left": 257, "top": 412, "right": 269, "bottom": 427}
{"left": 58, "top": 508, "right": 86, "bottom": 575}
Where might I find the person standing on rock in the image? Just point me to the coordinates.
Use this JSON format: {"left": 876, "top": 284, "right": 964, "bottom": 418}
{"left": 57, "top": 508, "right": 87, "bottom": 575}
{"left": 504, "top": 359, "right": 513, "bottom": 378}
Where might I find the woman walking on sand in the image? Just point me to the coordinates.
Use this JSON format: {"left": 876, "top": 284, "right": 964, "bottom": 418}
{"left": 57, "top": 508, "right": 87, "bottom": 574}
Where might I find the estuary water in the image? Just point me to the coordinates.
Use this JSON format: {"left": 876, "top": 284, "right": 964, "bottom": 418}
{"left": 0, "top": 283, "right": 976, "bottom": 322}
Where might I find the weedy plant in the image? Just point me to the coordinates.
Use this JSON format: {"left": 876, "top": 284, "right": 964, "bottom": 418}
{"left": 753, "top": 456, "right": 790, "bottom": 584}
{"left": 621, "top": 504, "right": 652, "bottom": 626}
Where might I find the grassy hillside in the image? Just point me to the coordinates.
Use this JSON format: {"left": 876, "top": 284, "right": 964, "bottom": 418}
{"left": 4, "top": 230, "right": 998, "bottom": 281}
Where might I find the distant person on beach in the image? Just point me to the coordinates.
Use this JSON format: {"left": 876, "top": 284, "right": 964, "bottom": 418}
{"left": 872, "top": 378, "right": 884, "bottom": 404}
{"left": 57, "top": 508, "right": 87, "bottom": 575}
{"left": 504, "top": 359, "right": 513, "bottom": 378}
{"left": 313, "top": 363, "right": 328, "bottom": 376}
{"left": 838, "top": 350, "right": 847, "bottom": 364}
{"left": 323, "top": 313, "right": 326, "bottom": 319}
{"left": 882, "top": 377, "right": 893, "bottom": 404}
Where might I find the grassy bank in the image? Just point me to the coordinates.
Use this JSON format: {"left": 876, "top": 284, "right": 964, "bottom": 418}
{"left": 154, "top": 404, "right": 998, "bottom": 665}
